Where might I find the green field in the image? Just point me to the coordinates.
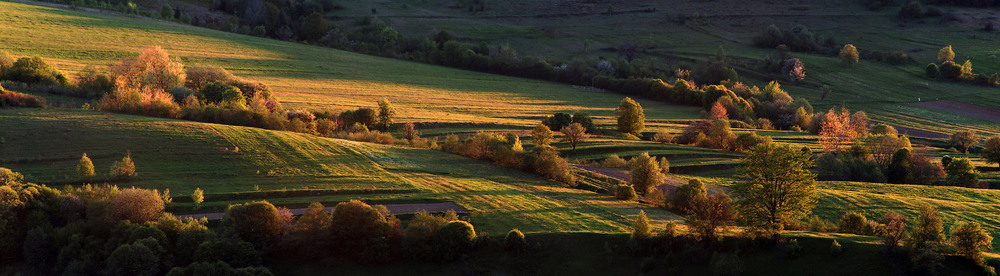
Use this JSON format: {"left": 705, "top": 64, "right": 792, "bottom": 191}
{"left": 8, "top": 0, "right": 1000, "bottom": 270}
{"left": 0, "top": 108, "right": 682, "bottom": 234}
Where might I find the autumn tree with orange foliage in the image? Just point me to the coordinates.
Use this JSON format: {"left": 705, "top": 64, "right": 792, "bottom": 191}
{"left": 709, "top": 101, "right": 728, "bottom": 120}
{"left": 111, "top": 45, "right": 186, "bottom": 92}
{"left": 819, "top": 107, "right": 868, "bottom": 152}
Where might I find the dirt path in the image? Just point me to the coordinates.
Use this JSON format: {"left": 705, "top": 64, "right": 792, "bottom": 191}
{"left": 889, "top": 124, "right": 950, "bottom": 139}
{"left": 576, "top": 165, "right": 727, "bottom": 195}
{"left": 176, "top": 202, "right": 466, "bottom": 220}
{"left": 911, "top": 100, "right": 1000, "bottom": 123}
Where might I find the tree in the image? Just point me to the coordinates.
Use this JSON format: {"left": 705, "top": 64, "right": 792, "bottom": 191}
{"left": 531, "top": 122, "right": 553, "bottom": 149}
{"left": 112, "top": 188, "right": 165, "bottom": 223}
{"left": 981, "top": 135, "right": 1000, "bottom": 167}
{"left": 940, "top": 60, "right": 962, "bottom": 79}
{"left": 732, "top": 143, "right": 817, "bottom": 239}
{"left": 292, "top": 202, "right": 330, "bottom": 240}
{"left": 111, "top": 46, "right": 185, "bottom": 92}
{"left": 783, "top": 58, "right": 806, "bottom": 81}
{"left": 887, "top": 148, "right": 914, "bottom": 184}
{"left": 618, "top": 40, "right": 638, "bottom": 62}
{"left": 299, "top": 12, "right": 328, "bottom": 42}
{"left": 192, "top": 188, "right": 204, "bottom": 209}
{"left": 572, "top": 111, "right": 595, "bottom": 133}
{"left": 632, "top": 210, "right": 652, "bottom": 240}
{"left": 402, "top": 122, "right": 419, "bottom": 144}
{"left": 938, "top": 45, "right": 955, "bottom": 63}
{"left": 560, "top": 123, "right": 589, "bottom": 151}
{"left": 376, "top": 98, "right": 395, "bottom": 131}
{"left": 715, "top": 45, "right": 727, "bottom": 62}
{"left": 945, "top": 157, "right": 979, "bottom": 187}
{"left": 616, "top": 97, "right": 645, "bottom": 136}
{"left": 686, "top": 192, "right": 735, "bottom": 242}
{"left": 328, "top": 200, "right": 392, "bottom": 259}
{"left": 543, "top": 112, "right": 573, "bottom": 131}
{"left": 160, "top": 4, "right": 174, "bottom": 19}
{"left": 629, "top": 152, "right": 665, "bottom": 195}
{"left": 110, "top": 153, "right": 136, "bottom": 179}
{"left": 77, "top": 153, "right": 95, "bottom": 179}
{"left": 840, "top": 44, "right": 859, "bottom": 67}
{"left": 882, "top": 212, "right": 907, "bottom": 252}
{"left": 909, "top": 205, "right": 944, "bottom": 251}
{"left": 960, "top": 60, "right": 974, "bottom": 80}
{"left": 106, "top": 243, "right": 159, "bottom": 276}
{"left": 950, "top": 221, "right": 993, "bottom": 263}
{"left": 671, "top": 179, "right": 707, "bottom": 213}
{"left": 819, "top": 108, "right": 866, "bottom": 152}
{"left": 434, "top": 221, "right": 476, "bottom": 261}
{"left": 197, "top": 81, "right": 244, "bottom": 106}
{"left": 224, "top": 201, "right": 287, "bottom": 249}
{"left": 710, "top": 101, "right": 729, "bottom": 119}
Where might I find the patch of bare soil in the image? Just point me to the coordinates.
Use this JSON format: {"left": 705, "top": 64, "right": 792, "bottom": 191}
{"left": 911, "top": 100, "right": 1000, "bottom": 123}
{"left": 889, "top": 124, "right": 950, "bottom": 139}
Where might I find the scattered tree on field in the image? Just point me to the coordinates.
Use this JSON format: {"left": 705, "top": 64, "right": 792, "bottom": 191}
{"left": 732, "top": 143, "right": 816, "bottom": 239}
{"left": 840, "top": 44, "right": 859, "bottom": 67}
{"left": 77, "top": 153, "right": 95, "bottom": 179}
{"left": 616, "top": 97, "right": 645, "bottom": 136}
{"left": 945, "top": 157, "right": 979, "bottom": 187}
{"left": 908, "top": 205, "right": 944, "bottom": 252}
{"left": 531, "top": 122, "right": 553, "bottom": 149}
{"left": 883, "top": 212, "right": 907, "bottom": 252}
{"left": 402, "top": 122, "right": 419, "bottom": 144}
{"left": 192, "top": 188, "right": 204, "bottom": 209}
{"left": 629, "top": 152, "right": 665, "bottom": 195}
{"left": 376, "top": 98, "right": 395, "bottom": 131}
{"left": 111, "top": 46, "right": 185, "bottom": 92}
{"left": 926, "top": 63, "right": 940, "bottom": 78}
{"left": 671, "top": 179, "right": 707, "bottom": 213}
{"left": 632, "top": 210, "right": 652, "bottom": 240}
{"left": 110, "top": 153, "right": 136, "bottom": 179}
{"left": 950, "top": 221, "right": 993, "bottom": 264}
{"left": 560, "top": 123, "right": 589, "bottom": 151}
{"left": 686, "top": 192, "right": 735, "bottom": 242}
{"left": 981, "top": 135, "right": 1000, "bottom": 167}
{"left": 938, "top": 45, "right": 955, "bottom": 63}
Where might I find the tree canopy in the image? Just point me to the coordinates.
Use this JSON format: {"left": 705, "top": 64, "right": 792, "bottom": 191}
{"left": 732, "top": 143, "right": 817, "bottom": 239}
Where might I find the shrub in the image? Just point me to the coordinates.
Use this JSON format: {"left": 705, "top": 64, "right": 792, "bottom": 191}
{"left": 197, "top": 81, "right": 245, "bottom": 106}
{"left": 899, "top": 1, "right": 924, "bottom": 19}
{"left": 159, "top": 4, "right": 174, "bottom": 19}
{"left": 2, "top": 56, "right": 68, "bottom": 86}
{"left": 224, "top": 201, "right": 287, "bottom": 249}
{"left": 572, "top": 111, "right": 595, "bottom": 133}
{"left": 615, "top": 184, "right": 637, "bottom": 200}
{"left": 938, "top": 45, "right": 955, "bottom": 63}
{"left": 940, "top": 60, "right": 962, "bottom": 79}
{"left": 184, "top": 66, "right": 236, "bottom": 91}
{"left": 807, "top": 216, "right": 836, "bottom": 232}
{"left": 543, "top": 112, "right": 573, "bottom": 131}
{"left": 838, "top": 211, "right": 868, "bottom": 235}
{"left": 504, "top": 229, "right": 527, "bottom": 252}
{"left": 653, "top": 130, "right": 674, "bottom": 144}
{"left": 784, "top": 239, "right": 802, "bottom": 259}
{"left": 710, "top": 251, "right": 744, "bottom": 276}
{"left": 99, "top": 87, "right": 181, "bottom": 118}
{"left": 926, "top": 63, "right": 939, "bottom": 78}
{"left": 434, "top": 220, "right": 476, "bottom": 261}
{"left": 603, "top": 154, "right": 627, "bottom": 168}
{"left": 532, "top": 148, "right": 576, "bottom": 185}
{"left": 77, "top": 65, "right": 114, "bottom": 97}
{"left": 166, "top": 261, "right": 272, "bottom": 276}
{"left": 0, "top": 89, "right": 45, "bottom": 108}
{"left": 659, "top": 157, "right": 670, "bottom": 173}
{"left": 109, "top": 153, "right": 137, "bottom": 179}
{"left": 830, "top": 240, "right": 842, "bottom": 257}
{"left": 882, "top": 212, "right": 906, "bottom": 251}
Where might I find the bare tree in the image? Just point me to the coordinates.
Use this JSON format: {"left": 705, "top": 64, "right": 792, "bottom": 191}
{"left": 618, "top": 41, "right": 638, "bottom": 62}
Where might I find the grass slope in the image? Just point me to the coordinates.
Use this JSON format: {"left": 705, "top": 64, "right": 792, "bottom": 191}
{"left": 0, "top": 108, "right": 679, "bottom": 234}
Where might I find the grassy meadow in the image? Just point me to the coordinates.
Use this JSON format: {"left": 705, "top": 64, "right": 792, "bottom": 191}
{"left": 8, "top": 0, "right": 1000, "bottom": 271}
